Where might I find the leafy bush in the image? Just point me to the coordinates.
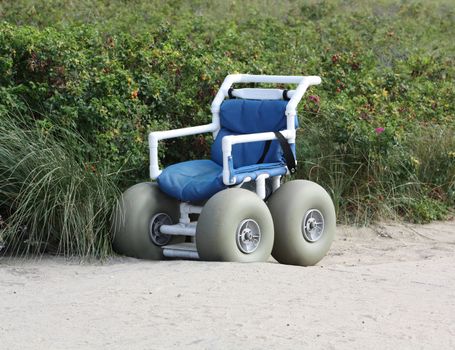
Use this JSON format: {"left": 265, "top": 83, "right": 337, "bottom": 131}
{"left": 0, "top": 0, "right": 453, "bottom": 254}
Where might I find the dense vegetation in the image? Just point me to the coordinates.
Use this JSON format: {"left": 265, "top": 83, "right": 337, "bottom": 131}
{"left": 0, "top": 0, "right": 454, "bottom": 256}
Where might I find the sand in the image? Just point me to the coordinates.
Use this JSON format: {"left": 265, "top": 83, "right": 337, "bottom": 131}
{"left": 1, "top": 220, "right": 454, "bottom": 349}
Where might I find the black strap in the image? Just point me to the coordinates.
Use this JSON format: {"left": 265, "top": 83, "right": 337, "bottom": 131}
{"left": 228, "top": 88, "right": 235, "bottom": 99}
{"left": 257, "top": 140, "right": 272, "bottom": 164}
{"left": 274, "top": 131, "right": 296, "bottom": 174}
{"left": 282, "top": 89, "right": 290, "bottom": 101}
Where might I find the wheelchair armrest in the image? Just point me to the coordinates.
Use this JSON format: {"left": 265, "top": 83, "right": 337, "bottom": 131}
{"left": 221, "top": 129, "right": 296, "bottom": 186}
{"left": 148, "top": 123, "right": 218, "bottom": 179}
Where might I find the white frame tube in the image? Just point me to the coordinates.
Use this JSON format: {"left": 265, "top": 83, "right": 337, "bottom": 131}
{"left": 256, "top": 174, "right": 269, "bottom": 200}
{"left": 160, "top": 223, "right": 197, "bottom": 236}
{"left": 162, "top": 247, "right": 199, "bottom": 260}
{"left": 230, "top": 88, "right": 295, "bottom": 100}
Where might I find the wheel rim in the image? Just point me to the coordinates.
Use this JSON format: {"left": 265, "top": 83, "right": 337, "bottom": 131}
{"left": 149, "top": 213, "right": 172, "bottom": 246}
{"left": 236, "top": 219, "right": 261, "bottom": 254}
{"left": 302, "top": 209, "right": 325, "bottom": 243}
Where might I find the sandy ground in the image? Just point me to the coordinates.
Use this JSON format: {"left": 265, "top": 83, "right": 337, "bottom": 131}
{"left": 1, "top": 220, "right": 454, "bottom": 350}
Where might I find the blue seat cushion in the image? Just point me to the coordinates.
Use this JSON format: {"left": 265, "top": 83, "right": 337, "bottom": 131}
{"left": 157, "top": 159, "right": 288, "bottom": 202}
{"left": 233, "top": 163, "right": 288, "bottom": 183}
{"left": 157, "top": 160, "right": 225, "bottom": 202}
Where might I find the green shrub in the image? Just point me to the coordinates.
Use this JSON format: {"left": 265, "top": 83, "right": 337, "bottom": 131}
{"left": 0, "top": 0, "right": 453, "bottom": 231}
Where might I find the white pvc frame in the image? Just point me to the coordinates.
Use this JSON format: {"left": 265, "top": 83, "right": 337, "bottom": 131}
{"left": 148, "top": 74, "right": 321, "bottom": 185}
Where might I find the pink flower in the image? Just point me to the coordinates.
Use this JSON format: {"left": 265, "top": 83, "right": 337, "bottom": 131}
{"left": 308, "top": 95, "right": 320, "bottom": 104}
{"left": 375, "top": 127, "right": 385, "bottom": 134}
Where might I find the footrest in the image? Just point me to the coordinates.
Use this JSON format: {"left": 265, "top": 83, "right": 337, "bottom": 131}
{"left": 162, "top": 242, "right": 199, "bottom": 260}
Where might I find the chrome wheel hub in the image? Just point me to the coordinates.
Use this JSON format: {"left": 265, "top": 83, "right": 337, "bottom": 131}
{"left": 302, "top": 209, "right": 325, "bottom": 243}
{"left": 236, "top": 219, "right": 261, "bottom": 254}
{"left": 149, "top": 213, "right": 172, "bottom": 246}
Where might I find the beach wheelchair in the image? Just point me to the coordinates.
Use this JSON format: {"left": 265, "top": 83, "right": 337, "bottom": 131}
{"left": 112, "top": 74, "right": 336, "bottom": 266}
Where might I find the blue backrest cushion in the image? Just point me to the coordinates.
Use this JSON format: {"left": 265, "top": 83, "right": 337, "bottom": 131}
{"left": 219, "top": 99, "right": 288, "bottom": 133}
{"left": 211, "top": 99, "right": 298, "bottom": 168}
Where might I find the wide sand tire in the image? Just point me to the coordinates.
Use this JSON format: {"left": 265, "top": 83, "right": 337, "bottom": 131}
{"left": 268, "top": 180, "right": 336, "bottom": 266}
{"left": 112, "top": 182, "right": 182, "bottom": 259}
{"left": 196, "top": 188, "right": 274, "bottom": 262}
